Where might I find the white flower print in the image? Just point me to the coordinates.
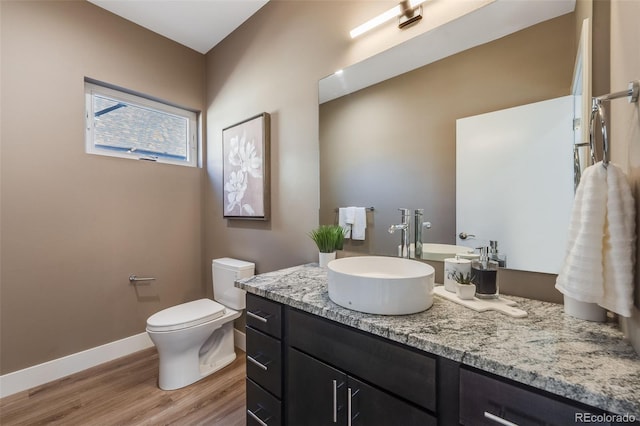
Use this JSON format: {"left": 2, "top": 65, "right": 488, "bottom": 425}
{"left": 224, "top": 170, "right": 247, "bottom": 213}
{"left": 228, "top": 132, "right": 262, "bottom": 178}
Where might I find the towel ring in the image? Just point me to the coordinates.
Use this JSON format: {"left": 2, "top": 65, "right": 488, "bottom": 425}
{"left": 588, "top": 80, "right": 640, "bottom": 169}
{"left": 589, "top": 98, "right": 609, "bottom": 168}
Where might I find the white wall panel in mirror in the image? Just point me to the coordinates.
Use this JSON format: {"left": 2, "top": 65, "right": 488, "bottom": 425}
{"left": 456, "top": 96, "right": 575, "bottom": 273}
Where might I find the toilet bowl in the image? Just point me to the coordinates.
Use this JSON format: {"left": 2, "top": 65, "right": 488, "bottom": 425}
{"left": 146, "top": 258, "right": 254, "bottom": 390}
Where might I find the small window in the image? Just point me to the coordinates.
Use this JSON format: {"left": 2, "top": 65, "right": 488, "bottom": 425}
{"left": 85, "top": 80, "right": 198, "bottom": 167}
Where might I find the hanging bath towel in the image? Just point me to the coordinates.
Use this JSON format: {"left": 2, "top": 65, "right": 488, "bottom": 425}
{"left": 555, "top": 162, "right": 636, "bottom": 317}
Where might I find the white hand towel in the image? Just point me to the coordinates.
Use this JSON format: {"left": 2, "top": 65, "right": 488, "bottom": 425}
{"left": 351, "top": 207, "right": 367, "bottom": 240}
{"left": 338, "top": 207, "right": 355, "bottom": 239}
{"left": 600, "top": 163, "right": 636, "bottom": 317}
{"left": 555, "top": 162, "right": 636, "bottom": 317}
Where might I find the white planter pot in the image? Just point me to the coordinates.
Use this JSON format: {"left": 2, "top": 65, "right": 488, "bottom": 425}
{"left": 319, "top": 252, "right": 337, "bottom": 268}
{"left": 456, "top": 283, "right": 476, "bottom": 300}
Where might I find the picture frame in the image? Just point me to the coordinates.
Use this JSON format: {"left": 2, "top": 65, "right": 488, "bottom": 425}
{"left": 222, "top": 112, "right": 270, "bottom": 220}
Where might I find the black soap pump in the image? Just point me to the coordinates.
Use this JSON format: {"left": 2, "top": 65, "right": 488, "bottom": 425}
{"left": 471, "top": 247, "right": 499, "bottom": 299}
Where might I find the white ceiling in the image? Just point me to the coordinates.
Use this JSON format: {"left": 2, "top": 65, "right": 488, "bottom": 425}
{"left": 88, "top": 0, "right": 269, "bottom": 54}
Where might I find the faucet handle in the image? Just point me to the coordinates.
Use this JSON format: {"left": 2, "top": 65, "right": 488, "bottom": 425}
{"left": 398, "top": 208, "right": 410, "bottom": 214}
{"left": 422, "top": 221, "right": 432, "bottom": 229}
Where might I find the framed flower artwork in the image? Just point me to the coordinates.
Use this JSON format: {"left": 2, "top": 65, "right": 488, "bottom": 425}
{"left": 222, "top": 113, "right": 270, "bottom": 220}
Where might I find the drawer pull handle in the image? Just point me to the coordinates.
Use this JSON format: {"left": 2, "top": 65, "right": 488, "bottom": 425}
{"left": 247, "top": 355, "right": 269, "bottom": 371}
{"left": 247, "top": 311, "right": 270, "bottom": 323}
{"left": 347, "top": 387, "right": 353, "bottom": 426}
{"left": 484, "top": 411, "right": 518, "bottom": 426}
{"left": 333, "top": 380, "right": 338, "bottom": 423}
{"left": 247, "top": 407, "right": 270, "bottom": 426}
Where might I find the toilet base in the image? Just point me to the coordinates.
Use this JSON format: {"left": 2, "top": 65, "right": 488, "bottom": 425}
{"left": 151, "top": 311, "right": 240, "bottom": 391}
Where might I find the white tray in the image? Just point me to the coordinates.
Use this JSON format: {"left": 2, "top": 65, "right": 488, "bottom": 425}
{"left": 434, "top": 286, "right": 527, "bottom": 318}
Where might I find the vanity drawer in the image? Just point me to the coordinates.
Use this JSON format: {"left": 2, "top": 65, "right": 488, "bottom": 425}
{"left": 246, "top": 378, "right": 282, "bottom": 426}
{"left": 289, "top": 308, "right": 436, "bottom": 413}
{"left": 246, "top": 293, "right": 282, "bottom": 339}
{"left": 246, "top": 327, "right": 282, "bottom": 398}
{"left": 459, "top": 368, "right": 611, "bottom": 426}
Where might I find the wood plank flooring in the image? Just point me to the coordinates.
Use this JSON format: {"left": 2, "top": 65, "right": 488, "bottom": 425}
{"left": 0, "top": 348, "right": 246, "bottom": 425}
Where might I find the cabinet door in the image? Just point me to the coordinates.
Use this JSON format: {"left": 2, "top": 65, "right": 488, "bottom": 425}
{"left": 347, "top": 376, "right": 436, "bottom": 426}
{"left": 288, "top": 348, "right": 347, "bottom": 426}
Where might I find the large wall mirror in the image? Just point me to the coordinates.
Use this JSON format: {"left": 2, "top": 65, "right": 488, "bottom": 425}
{"left": 319, "top": 0, "right": 588, "bottom": 274}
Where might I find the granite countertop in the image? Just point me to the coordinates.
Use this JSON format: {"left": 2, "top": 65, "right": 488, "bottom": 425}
{"left": 236, "top": 263, "right": 640, "bottom": 417}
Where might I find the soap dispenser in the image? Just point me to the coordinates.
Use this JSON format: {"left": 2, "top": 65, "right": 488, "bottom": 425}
{"left": 471, "top": 247, "right": 499, "bottom": 299}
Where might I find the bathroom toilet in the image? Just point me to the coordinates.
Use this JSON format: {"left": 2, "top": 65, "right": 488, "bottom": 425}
{"left": 146, "top": 258, "right": 254, "bottom": 390}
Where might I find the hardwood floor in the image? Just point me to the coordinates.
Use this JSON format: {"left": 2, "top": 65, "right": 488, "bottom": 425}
{"left": 0, "top": 348, "right": 247, "bottom": 425}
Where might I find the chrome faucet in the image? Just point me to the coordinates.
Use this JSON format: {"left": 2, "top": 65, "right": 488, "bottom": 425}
{"left": 413, "top": 209, "right": 431, "bottom": 258}
{"left": 389, "top": 208, "right": 411, "bottom": 258}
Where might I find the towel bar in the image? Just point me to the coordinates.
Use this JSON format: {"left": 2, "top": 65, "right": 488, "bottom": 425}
{"left": 589, "top": 80, "right": 639, "bottom": 168}
{"left": 333, "top": 206, "right": 375, "bottom": 212}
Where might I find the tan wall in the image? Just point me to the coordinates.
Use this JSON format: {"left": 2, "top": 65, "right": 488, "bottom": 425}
{"left": 320, "top": 14, "right": 575, "bottom": 258}
{"left": 610, "top": 0, "right": 640, "bottom": 351}
{"left": 203, "top": 1, "right": 575, "bottom": 275}
{"left": 0, "top": 1, "right": 206, "bottom": 374}
{"left": 204, "top": 3, "right": 580, "bottom": 303}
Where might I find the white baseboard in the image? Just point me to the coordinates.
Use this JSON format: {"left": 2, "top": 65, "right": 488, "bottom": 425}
{"left": 0, "top": 332, "right": 154, "bottom": 399}
{"left": 234, "top": 328, "right": 246, "bottom": 352}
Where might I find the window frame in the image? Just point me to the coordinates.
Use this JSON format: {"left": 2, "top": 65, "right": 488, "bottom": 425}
{"left": 84, "top": 80, "right": 198, "bottom": 167}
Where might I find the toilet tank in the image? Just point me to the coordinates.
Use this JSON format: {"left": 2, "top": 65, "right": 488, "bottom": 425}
{"left": 212, "top": 258, "right": 254, "bottom": 310}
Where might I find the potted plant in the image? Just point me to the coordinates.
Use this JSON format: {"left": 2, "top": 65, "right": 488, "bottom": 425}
{"left": 309, "top": 225, "right": 345, "bottom": 267}
{"left": 452, "top": 271, "right": 476, "bottom": 300}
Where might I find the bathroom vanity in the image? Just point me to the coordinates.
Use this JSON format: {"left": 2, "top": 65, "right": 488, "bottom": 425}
{"left": 237, "top": 264, "right": 640, "bottom": 426}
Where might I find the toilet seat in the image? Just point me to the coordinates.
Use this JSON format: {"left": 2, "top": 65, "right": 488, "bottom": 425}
{"left": 146, "top": 299, "right": 226, "bottom": 332}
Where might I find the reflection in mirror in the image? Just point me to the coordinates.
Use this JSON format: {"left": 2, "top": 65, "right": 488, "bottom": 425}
{"left": 572, "top": 18, "right": 593, "bottom": 188}
{"left": 456, "top": 96, "right": 574, "bottom": 273}
{"left": 319, "top": 5, "right": 582, "bottom": 273}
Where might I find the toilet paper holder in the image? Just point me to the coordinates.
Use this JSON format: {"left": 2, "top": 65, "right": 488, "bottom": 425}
{"left": 129, "top": 274, "right": 156, "bottom": 283}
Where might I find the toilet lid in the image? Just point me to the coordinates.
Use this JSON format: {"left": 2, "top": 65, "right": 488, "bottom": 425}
{"left": 146, "top": 299, "right": 226, "bottom": 332}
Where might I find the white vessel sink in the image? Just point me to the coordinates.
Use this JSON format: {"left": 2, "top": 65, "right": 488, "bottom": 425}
{"left": 327, "top": 256, "right": 435, "bottom": 315}
{"left": 421, "top": 243, "right": 474, "bottom": 261}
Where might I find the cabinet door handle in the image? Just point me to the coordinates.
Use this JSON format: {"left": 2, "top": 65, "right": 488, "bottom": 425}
{"left": 484, "top": 411, "right": 518, "bottom": 426}
{"left": 247, "top": 407, "right": 270, "bottom": 426}
{"left": 332, "top": 380, "right": 338, "bottom": 423}
{"left": 347, "top": 387, "right": 353, "bottom": 426}
{"left": 247, "top": 310, "right": 269, "bottom": 323}
{"left": 247, "top": 355, "right": 269, "bottom": 371}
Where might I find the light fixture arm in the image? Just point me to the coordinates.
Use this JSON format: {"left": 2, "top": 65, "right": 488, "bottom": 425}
{"left": 398, "top": 2, "right": 423, "bottom": 29}
{"left": 400, "top": 0, "right": 414, "bottom": 18}
{"left": 350, "top": 0, "right": 427, "bottom": 38}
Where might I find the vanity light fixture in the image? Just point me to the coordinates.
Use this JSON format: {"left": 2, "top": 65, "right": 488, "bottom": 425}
{"left": 350, "top": 0, "right": 427, "bottom": 38}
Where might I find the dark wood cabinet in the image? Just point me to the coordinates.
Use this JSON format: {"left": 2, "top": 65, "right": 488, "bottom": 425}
{"left": 459, "top": 368, "right": 615, "bottom": 426}
{"left": 246, "top": 327, "right": 282, "bottom": 398}
{"left": 247, "top": 378, "right": 282, "bottom": 426}
{"left": 288, "top": 308, "right": 437, "bottom": 413}
{"left": 347, "top": 374, "right": 436, "bottom": 426}
{"left": 288, "top": 348, "right": 347, "bottom": 426}
{"left": 244, "top": 294, "right": 630, "bottom": 426}
{"left": 246, "top": 294, "right": 284, "bottom": 426}
{"left": 288, "top": 348, "right": 435, "bottom": 426}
